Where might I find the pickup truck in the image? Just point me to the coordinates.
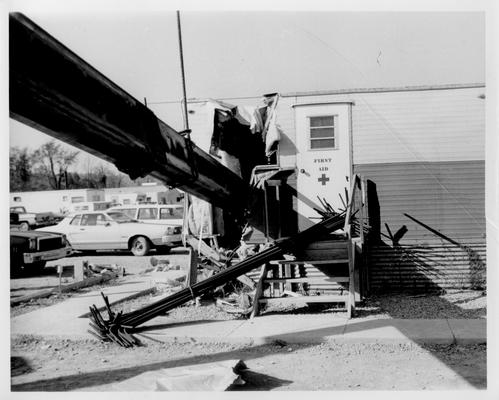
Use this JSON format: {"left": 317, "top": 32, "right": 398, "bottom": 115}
{"left": 10, "top": 206, "right": 63, "bottom": 231}
{"left": 10, "top": 212, "right": 72, "bottom": 274}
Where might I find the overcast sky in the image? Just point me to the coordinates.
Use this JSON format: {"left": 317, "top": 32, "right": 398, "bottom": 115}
{"left": 7, "top": 5, "right": 486, "bottom": 171}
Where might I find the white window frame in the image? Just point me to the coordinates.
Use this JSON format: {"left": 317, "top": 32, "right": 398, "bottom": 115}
{"left": 308, "top": 115, "right": 337, "bottom": 151}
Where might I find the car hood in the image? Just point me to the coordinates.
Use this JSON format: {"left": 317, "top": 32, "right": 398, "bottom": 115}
{"left": 10, "top": 230, "right": 62, "bottom": 238}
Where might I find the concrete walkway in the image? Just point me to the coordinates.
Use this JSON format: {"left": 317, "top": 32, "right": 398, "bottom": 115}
{"left": 11, "top": 278, "right": 486, "bottom": 346}
{"left": 136, "top": 315, "right": 485, "bottom": 346}
{"left": 11, "top": 275, "right": 156, "bottom": 338}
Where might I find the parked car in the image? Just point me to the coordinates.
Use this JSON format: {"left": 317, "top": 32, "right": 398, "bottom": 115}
{"left": 10, "top": 206, "right": 63, "bottom": 231}
{"left": 36, "top": 211, "right": 182, "bottom": 256}
{"left": 10, "top": 226, "right": 72, "bottom": 274}
{"left": 106, "top": 204, "right": 184, "bottom": 227}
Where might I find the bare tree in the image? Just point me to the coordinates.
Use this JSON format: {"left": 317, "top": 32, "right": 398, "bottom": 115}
{"left": 33, "top": 140, "right": 79, "bottom": 190}
{"left": 10, "top": 146, "right": 33, "bottom": 191}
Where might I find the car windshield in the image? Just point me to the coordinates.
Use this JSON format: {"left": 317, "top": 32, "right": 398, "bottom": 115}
{"left": 107, "top": 211, "right": 136, "bottom": 223}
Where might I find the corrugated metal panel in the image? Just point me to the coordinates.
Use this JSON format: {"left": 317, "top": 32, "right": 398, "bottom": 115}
{"left": 368, "top": 242, "right": 486, "bottom": 292}
{"left": 354, "top": 160, "right": 485, "bottom": 241}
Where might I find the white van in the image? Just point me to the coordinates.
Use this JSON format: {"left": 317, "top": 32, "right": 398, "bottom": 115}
{"left": 70, "top": 201, "right": 113, "bottom": 213}
{"left": 107, "top": 204, "right": 184, "bottom": 227}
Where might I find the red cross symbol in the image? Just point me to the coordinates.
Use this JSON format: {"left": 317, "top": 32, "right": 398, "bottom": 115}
{"left": 318, "top": 173, "right": 330, "bottom": 186}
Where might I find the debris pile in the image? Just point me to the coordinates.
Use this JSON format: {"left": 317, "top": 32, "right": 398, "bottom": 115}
{"left": 88, "top": 212, "right": 347, "bottom": 346}
{"left": 84, "top": 261, "right": 124, "bottom": 278}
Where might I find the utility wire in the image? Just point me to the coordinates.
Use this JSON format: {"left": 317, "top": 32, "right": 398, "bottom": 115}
{"left": 289, "top": 22, "right": 482, "bottom": 228}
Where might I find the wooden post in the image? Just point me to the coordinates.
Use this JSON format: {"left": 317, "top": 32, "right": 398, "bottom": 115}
{"left": 284, "top": 263, "right": 291, "bottom": 292}
{"left": 275, "top": 185, "right": 282, "bottom": 239}
{"left": 57, "top": 265, "right": 63, "bottom": 294}
{"left": 347, "top": 239, "right": 356, "bottom": 318}
{"left": 361, "top": 177, "right": 369, "bottom": 296}
{"left": 343, "top": 174, "right": 358, "bottom": 238}
{"left": 73, "top": 260, "right": 84, "bottom": 282}
{"left": 186, "top": 247, "right": 198, "bottom": 287}
{"left": 250, "top": 264, "right": 268, "bottom": 319}
{"left": 358, "top": 179, "right": 365, "bottom": 247}
{"left": 263, "top": 184, "right": 270, "bottom": 243}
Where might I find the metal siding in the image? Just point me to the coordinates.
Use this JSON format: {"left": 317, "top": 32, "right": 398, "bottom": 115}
{"left": 368, "top": 242, "right": 486, "bottom": 292}
{"left": 351, "top": 88, "right": 485, "bottom": 164}
{"left": 354, "top": 160, "right": 485, "bottom": 241}
{"left": 285, "top": 87, "right": 485, "bottom": 164}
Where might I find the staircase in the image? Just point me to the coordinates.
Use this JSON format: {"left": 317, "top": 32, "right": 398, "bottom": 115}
{"left": 250, "top": 174, "right": 368, "bottom": 319}
{"left": 251, "top": 237, "right": 358, "bottom": 318}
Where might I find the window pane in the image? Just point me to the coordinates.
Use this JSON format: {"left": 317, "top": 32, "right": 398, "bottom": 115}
{"left": 118, "top": 208, "right": 137, "bottom": 219}
{"left": 96, "top": 214, "right": 107, "bottom": 225}
{"left": 81, "top": 214, "right": 98, "bottom": 226}
{"left": 311, "top": 138, "right": 335, "bottom": 149}
{"left": 310, "top": 116, "right": 334, "bottom": 127}
{"left": 310, "top": 127, "right": 334, "bottom": 139}
{"left": 138, "top": 208, "right": 158, "bottom": 220}
{"left": 160, "top": 207, "right": 184, "bottom": 219}
{"left": 70, "top": 215, "right": 82, "bottom": 225}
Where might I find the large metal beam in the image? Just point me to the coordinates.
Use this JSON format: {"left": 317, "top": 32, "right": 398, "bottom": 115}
{"left": 9, "top": 13, "right": 247, "bottom": 209}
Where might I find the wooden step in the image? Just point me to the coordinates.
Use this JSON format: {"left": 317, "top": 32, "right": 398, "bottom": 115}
{"left": 258, "top": 295, "right": 349, "bottom": 305}
{"left": 302, "top": 240, "right": 349, "bottom": 249}
{"left": 263, "top": 277, "right": 349, "bottom": 284}
{"left": 270, "top": 259, "right": 349, "bottom": 265}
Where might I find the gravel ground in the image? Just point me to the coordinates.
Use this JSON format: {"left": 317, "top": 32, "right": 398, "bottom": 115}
{"left": 360, "top": 290, "right": 487, "bottom": 319}
{"left": 11, "top": 251, "right": 487, "bottom": 322}
{"left": 10, "top": 335, "right": 486, "bottom": 391}
{"left": 10, "top": 253, "right": 487, "bottom": 391}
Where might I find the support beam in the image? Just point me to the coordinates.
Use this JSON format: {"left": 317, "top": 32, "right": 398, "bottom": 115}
{"left": 9, "top": 13, "right": 247, "bottom": 209}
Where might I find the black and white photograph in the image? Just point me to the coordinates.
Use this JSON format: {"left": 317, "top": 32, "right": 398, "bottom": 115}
{"left": 3, "top": 0, "right": 497, "bottom": 394}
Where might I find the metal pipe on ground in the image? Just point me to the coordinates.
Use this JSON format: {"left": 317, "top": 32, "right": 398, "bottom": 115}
{"left": 88, "top": 213, "right": 347, "bottom": 346}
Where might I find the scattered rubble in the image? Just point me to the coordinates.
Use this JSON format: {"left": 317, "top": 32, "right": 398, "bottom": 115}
{"left": 88, "top": 213, "right": 348, "bottom": 346}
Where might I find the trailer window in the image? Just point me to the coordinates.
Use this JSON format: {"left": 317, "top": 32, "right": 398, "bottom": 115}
{"left": 309, "top": 115, "right": 336, "bottom": 149}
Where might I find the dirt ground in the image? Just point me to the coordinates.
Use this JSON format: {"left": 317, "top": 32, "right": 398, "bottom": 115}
{"left": 11, "top": 251, "right": 487, "bottom": 320}
{"left": 10, "top": 252, "right": 488, "bottom": 391}
{"left": 10, "top": 336, "right": 486, "bottom": 391}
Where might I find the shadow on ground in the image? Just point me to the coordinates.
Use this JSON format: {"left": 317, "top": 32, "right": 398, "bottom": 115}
{"left": 11, "top": 316, "right": 486, "bottom": 391}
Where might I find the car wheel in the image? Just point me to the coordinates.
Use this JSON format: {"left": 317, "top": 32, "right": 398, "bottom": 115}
{"left": 19, "top": 222, "right": 29, "bottom": 231}
{"left": 130, "top": 236, "right": 151, "bottom": 256}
